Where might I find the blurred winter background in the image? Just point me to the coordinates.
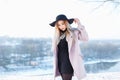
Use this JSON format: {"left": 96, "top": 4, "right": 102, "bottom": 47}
{"left": 0, "top": 0, "right": 120, "bottom": 80}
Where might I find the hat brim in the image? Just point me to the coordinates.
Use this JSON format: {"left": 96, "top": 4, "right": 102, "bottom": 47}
{"left": 49, "top": 18, "right": 74, "bottom": 27}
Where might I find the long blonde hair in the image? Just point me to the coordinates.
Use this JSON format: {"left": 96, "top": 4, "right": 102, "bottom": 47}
{"left": 52, "top": 20, "right": 73, "bottom": 51}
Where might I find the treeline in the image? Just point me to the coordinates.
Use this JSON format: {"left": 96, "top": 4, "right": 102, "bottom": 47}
{"left": 80, "top": 40, "right": 120, "bottom": 61}
{"left": 0, "top": 36, "right": 120, "bottom": 71}
{"left": 0, "top": 36, "right": 52, "bottom": 70}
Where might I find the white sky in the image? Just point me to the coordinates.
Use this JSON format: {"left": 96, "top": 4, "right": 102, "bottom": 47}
{"left": 0, "top": 0, "right": 120, "bottom": 40}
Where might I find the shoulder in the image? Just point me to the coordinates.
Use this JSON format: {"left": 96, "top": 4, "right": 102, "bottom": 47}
{"left": 69, "top": 28, "right": 79, "bottom": 38}
{"left": 70, "top": 28, "right": 79, "bottom": 33}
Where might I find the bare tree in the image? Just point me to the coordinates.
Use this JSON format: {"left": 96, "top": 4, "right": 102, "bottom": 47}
{"left": 80, "top": 0, "right": 120, "bottom": 11}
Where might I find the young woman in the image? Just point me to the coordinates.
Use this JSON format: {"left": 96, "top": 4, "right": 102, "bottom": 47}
{"left": 49, "top": 14, "right": 89, "bottom": 80}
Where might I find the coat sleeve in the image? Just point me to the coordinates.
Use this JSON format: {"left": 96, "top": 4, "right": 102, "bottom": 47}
{"left": 77, "top": 25, "right": 89, "bottom": 41}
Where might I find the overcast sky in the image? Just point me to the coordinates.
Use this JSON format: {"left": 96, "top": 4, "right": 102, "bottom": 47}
{"left": 0, "top": 0, "right": 120, "bottom": 40}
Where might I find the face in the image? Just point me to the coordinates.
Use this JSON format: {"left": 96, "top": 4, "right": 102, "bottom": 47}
{"left": 57, "top": 20, "right": 67, "bottom": 31}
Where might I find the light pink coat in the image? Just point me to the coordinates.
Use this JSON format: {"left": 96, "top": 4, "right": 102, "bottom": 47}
{"left": 53, "top": 25, "right": 89, "bottom": 80}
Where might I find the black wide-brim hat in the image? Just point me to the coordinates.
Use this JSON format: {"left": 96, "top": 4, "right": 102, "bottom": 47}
{"left": 49, "top": 14, "right": 74, "bottom": 27}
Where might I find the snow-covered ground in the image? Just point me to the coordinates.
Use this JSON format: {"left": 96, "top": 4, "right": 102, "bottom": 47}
{"left": 0, "top": 62, "right": 120, "bottom": 80}
{"left": 107, "top": 62, "right": 120, "bottom": 72}
{"left": 0, "top": 56, "right": 120, "bottom": 80}
{"left": 0, "top": 72, "right": 120, "bottom": 80}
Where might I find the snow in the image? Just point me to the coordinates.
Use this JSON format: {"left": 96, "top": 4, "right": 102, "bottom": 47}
{"left": 0, "top": 72, "right": 120, "bottom": 80}
{"left": 85, "top": 59, "right": 120, "bottom": 64}
{"left": 0, "top": 61, "right": 120, "bottom": 80}
{"left": 1, "top": 57, "right": 120, "bottom": 80}
{"left": 107, "top": 62, "right": 120, "bottom": 72}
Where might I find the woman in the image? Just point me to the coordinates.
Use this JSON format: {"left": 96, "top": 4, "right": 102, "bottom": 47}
{"left": 49, "top": 14, "right": 89, "bottom": 80}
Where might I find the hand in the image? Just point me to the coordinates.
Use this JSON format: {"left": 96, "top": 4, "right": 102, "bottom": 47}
{"left": 74, "top": 18, "right": 84, "bottom": 29}
{"left": 74, "top": 18, "right": 81, "bottom": 25}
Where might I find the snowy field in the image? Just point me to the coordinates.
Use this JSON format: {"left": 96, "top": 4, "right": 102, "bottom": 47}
{"left": 0, "top": 59, "right": 120, "bottom": 80}
{"left": 0, "top": 72, "right": 120, "bottom": 80}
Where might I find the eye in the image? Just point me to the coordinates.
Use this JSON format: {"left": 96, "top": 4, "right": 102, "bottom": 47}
{"left": 57, "top": 23, "right": 61, "bottom": 26}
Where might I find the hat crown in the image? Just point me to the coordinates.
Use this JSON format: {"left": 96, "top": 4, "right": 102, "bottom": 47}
{"left": 56, "top": 14, "right": 68, "bottom": 21}
{"left": 49, "top": 14, "right": 74, "bottom": 27}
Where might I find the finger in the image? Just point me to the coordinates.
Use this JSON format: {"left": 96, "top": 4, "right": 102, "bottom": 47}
{"left": 74, "top": 18, "right": 77, "bottom": 23}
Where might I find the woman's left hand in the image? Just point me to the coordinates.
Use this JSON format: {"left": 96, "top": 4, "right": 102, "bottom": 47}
{"left": 74, "top": 18, "right": 81, "bottom": 25}
{"left": 74, "top": 18, "right": 85, "bottom": 29}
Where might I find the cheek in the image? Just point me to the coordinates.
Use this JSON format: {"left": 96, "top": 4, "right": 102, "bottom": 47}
{"left": 58, "top": 26, "right": 62, "bottom": 29}
{"left": 59, "top": 26, "right": 64, "bottom": 29}
{"left": 63, "top": 25, "right": 67, "bottom": 29}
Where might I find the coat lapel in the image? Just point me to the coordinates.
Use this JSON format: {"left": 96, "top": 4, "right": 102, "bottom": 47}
{"left": 66, "top": 31, "right": 73, "bottom": 53}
